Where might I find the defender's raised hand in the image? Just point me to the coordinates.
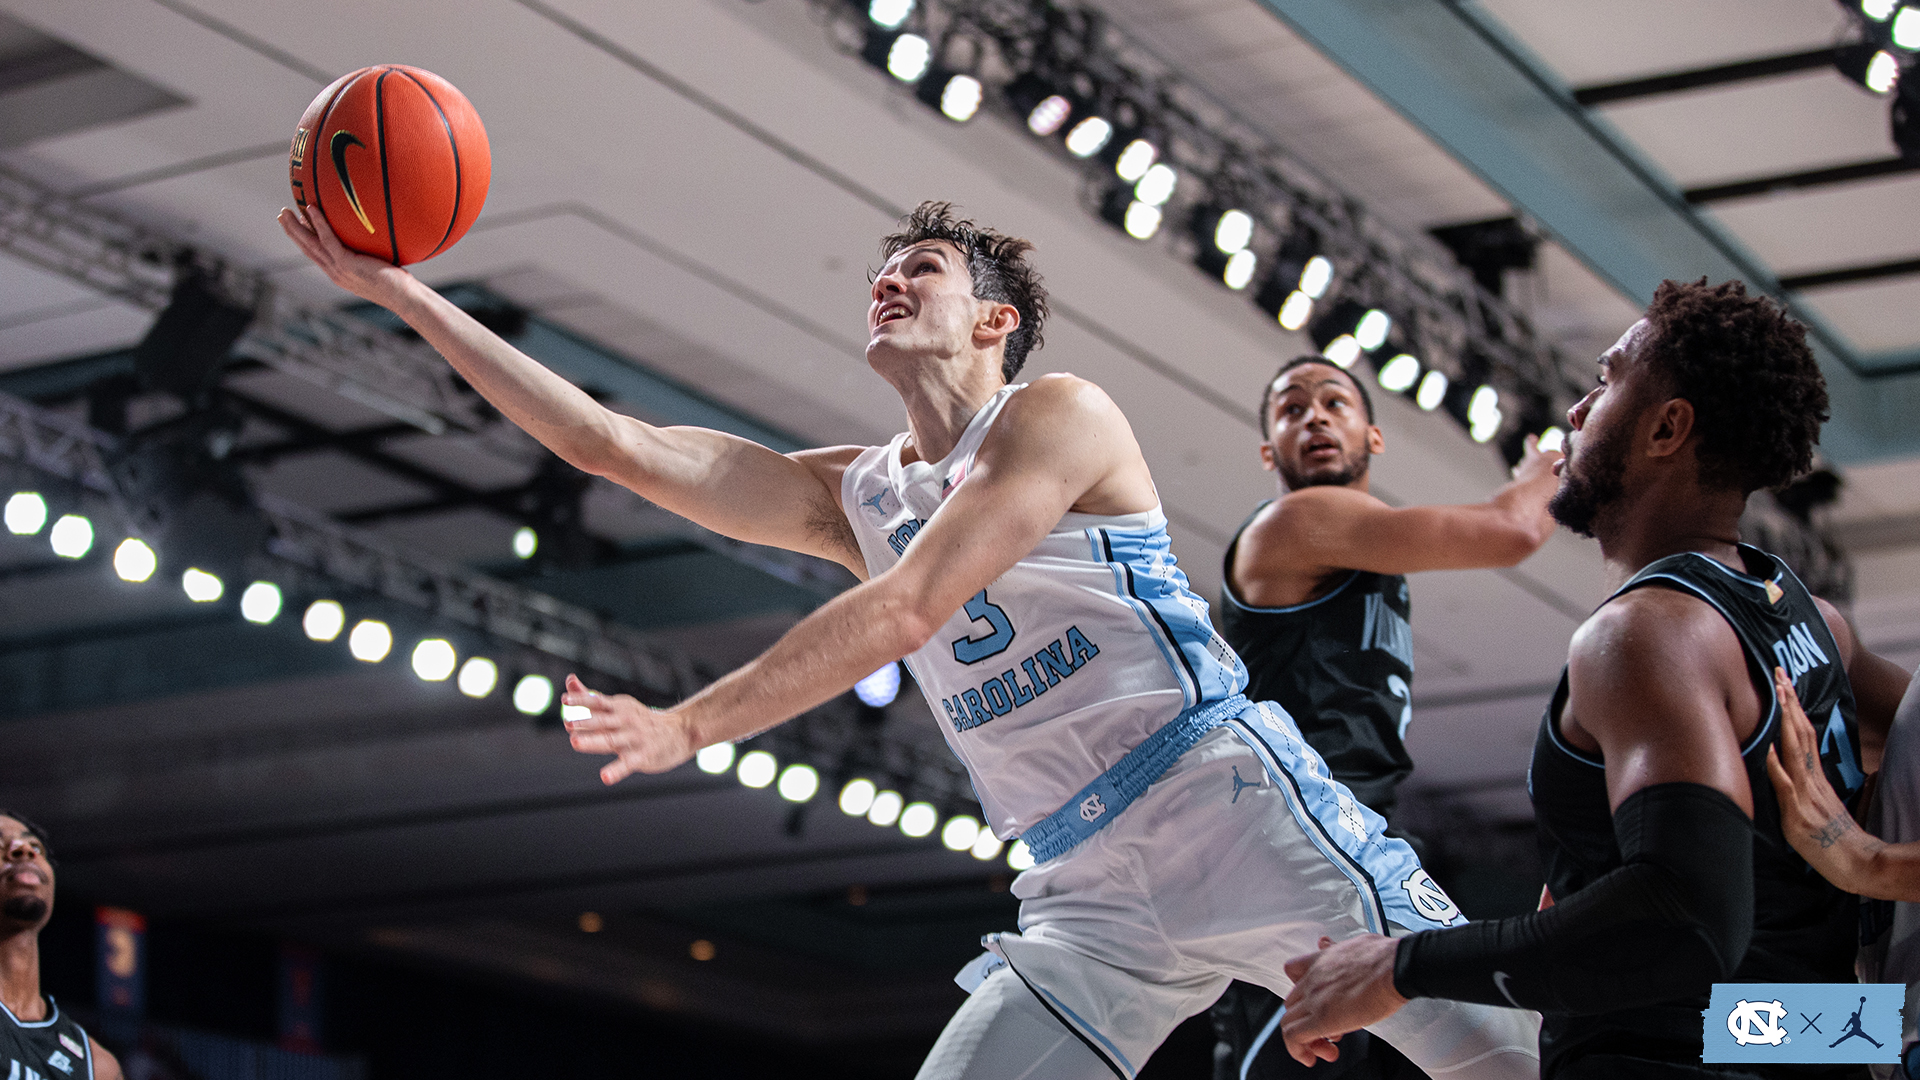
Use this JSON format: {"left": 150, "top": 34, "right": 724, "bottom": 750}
{"left": 276, "top": 204, "right": 415, "bottom": 309}
{"left": 1767, "top": 666, "right": 1882, "bottom": 894}
{"left": 561, "top": 673, "right": 700, "bottom": 785}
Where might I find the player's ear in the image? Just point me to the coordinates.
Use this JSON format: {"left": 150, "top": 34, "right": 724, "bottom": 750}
{"left": 1644, "top": 397, "right": 1695, "bottom": 460}
{"left": 975, "top": 301, "right": 1020, "bottom": 347}
{"left": 1258, "top": 439, "right": 1277, "bottom": 473}
{"left": 1366, "top": 424, "right": 1385, "bottom": 455}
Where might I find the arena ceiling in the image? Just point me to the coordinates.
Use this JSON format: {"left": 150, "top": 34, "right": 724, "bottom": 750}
{"left": 0, "top": 0, "right": 1915, "bottom": 1042}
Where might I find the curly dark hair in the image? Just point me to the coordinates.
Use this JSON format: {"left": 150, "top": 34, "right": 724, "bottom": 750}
{"left": 1258, "top": 355, "right": 1374, "bottom": 436}
{"left": 878, "top": 201, "right": 1049, "bottom": 381}
{"left": 1640, "top": 278, "right": 1827, "bottom": 494}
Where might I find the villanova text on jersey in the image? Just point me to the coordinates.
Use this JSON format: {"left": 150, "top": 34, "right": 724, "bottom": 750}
{"left": 943, "top": 626, "right": 1101, "bottom": 732}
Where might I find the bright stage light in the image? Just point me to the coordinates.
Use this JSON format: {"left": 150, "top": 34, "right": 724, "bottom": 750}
{"left": 1007, "top": 840, "right": 1036, "bottom": 871}
{"left": 854, "top": 662, "right": 901, "bottom": 707}
{"left": 348, "top": 619, "right": 392, "bottom": 662}
{"left": 1133, "top": 163, "right": 1177, "bottom": 206}
{"left": 941, "top": 815, "right": 981, "bottom": 851}
{"left": 239, "top": 581, "right": 282, "bottom": 624}
{"left": 867, "top": 789, "right": 904, "bottom": 827}
{"left": 1123, "top": 201, "right": 1162, "bottom": 240}
{"left": 1468, "top": 385, "right": 1503, "bottom": 443}
{"left": 1026, "top": 94, "right": 1072, "bottom": 136}
{"left": 1277, "top": 290, "right": 1313, "bottom": 331}
{"left": 1537, "top": 426, "right": 1566, "bottom": 453}
{"left": 1895, "top": 6, "right": 1920, "bottom": 48}
{"left": 1298, "top": 255, "right": 1334, "bottom": 299}
{"left": 1065, "top": 116, "right": 1113, "bottom": 157}
{"left": 1866, "top": 0, "right": 1898, "bottom": 19}
{"left": 1113, "top": 138, "right": 1157, "bottom": 181}
{"left": 887, "top": 33, "right": 931, "bottom": 82}
{"left": 899, "top": 801, "right": 938, "bottom": 838}
{"left": 411, "top": 638, "right": 457, "bottom": 681}
{"left": 1867, "top": 50, "right": 1901, "bottom": 92}
{"left": 939, "top": 74, "right": 983, "bottom": 121}
{"left": 1213, "top": 209, "right": 1254, "bottom": 254}
{"left": 970, "top": 830, "right": 1004, "bottom": 861}
{"left": 1377, "top": 354, "right": 1421, "bottom": 393}
{"left": 1415, "top": 370, "right": 1449, "bottom": 412}
{"left": 1223, "top": 249, "right": 1257, "bottom": 291}
{"left": 458, "top": 656, "right": 499, "bottom": 698}
{"left": 1354, "top": 309, "right": 1391, "bottom": 351}
{"left": 303, "top": 599, "right": 345, "bottom": 641}
{"left": 839, "top": 778, "right": 878, "bottom": 816}
{"left": 1322, "top": 335, "right": 1361, "bottom": 370}
{"left": 4, "top": 492, "right": 46, "bottom": 535}
{"left": 181, "top": 568, "right": 223, "bottom": 603}
{"left": 738, "top": 750, "right": 778, "bottom": 789}
{"left": 113, "top": 538, "right": 156, "bottom": 582}
{"left": 513, "top": 674, "right": 554, "bottom": 715}
{"left": 778, "top": 763, "right": 820, "bottom": 802}
{"left": 48, "top": 514, "right": 92, "bottom": 559}
{"left": 695, "top": 743, "right": 736, "bottom": 775}
{"left": 512, "top": 526, "right": 537, "bottom": 560}
{"left": 868, "top": 0, "right": 913, "bottom": 29}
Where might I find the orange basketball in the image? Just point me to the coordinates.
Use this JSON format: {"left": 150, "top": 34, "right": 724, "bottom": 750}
{"left": 289, "top": 65, "right": 490, "bottom": 266}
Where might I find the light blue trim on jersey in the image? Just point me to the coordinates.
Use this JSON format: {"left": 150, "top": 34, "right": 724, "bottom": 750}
{"left": 0, "top": 998, "right": 58, "bottom": 1028}
{"left": 1243, "top": 1005, "right": 1286, "bottom": 1080}
{"left": 1021, "top": 694, "right": 1250, "bottom": 863}
{"left": 1089, "top": 524, "right": 1247, "bottom": 708}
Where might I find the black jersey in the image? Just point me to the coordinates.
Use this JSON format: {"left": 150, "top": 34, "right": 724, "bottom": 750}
{"left": 1530, "top": 545, "right": 1863, "bottom": 1076}
{"left": 1220, "top": 502, "right": 1416, "bottom": 818}
{"left": 1, "top": 998, "right": 96, "bottom": 1080}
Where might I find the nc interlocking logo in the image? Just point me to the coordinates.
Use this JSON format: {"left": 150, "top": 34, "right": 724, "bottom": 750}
{"left": 1703, "top": 984, "right": 1903, "bottom": 1064}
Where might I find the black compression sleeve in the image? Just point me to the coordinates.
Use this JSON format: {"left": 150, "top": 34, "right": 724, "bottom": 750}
{"left": 1392, "top": 782, "right": 1754, "bottom": 1015}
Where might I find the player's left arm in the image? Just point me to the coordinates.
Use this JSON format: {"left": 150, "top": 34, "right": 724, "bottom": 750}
{"left": 561, "top": 374, "right": 1153, "bottom": 784}
{"left": 1816, "top": 596, "right": 1908, "bottom": 766}
{"left": 89, "top": 1038, "right": 123, "bottom": 1080}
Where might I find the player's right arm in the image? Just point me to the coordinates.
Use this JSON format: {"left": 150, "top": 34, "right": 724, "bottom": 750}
{"left": 1234, "top": 438, "right": 1557, "bottom": 603}
{"left": 277, "top": 206, "right": 865, "bottom": 574}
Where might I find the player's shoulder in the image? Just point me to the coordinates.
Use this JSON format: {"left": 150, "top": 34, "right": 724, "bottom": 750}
{"left": 1247, "top": 485, "right": 1386, "bottom": 543}
{"left": 992, "top": 372, "right": 1128, "bottom": 439}
{"left": 1570, "top": 585, "right": 1736, "bottom": 682}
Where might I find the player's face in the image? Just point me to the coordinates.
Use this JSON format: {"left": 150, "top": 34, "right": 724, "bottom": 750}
{"left": 1261, "top": 365, "right": 1380, "bottom": 491}
{"left": 1549, "top": 320, "right": 1651, "bottom": 537}
{"left": 866, "top": 241, "right": 986, "bottom": 365}
{"left": 0, "top": 816, "right": 53, "bottom": 930}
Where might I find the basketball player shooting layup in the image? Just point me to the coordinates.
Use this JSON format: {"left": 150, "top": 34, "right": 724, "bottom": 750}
{"left": 1278, "top": 280, "right": 1913, "bottom": 1079}
{"left": 1, "top": 812, "right": 123, "bottom": 1080}
{"left": 280, "top": 201, "right": 1538, "bottom": 1079}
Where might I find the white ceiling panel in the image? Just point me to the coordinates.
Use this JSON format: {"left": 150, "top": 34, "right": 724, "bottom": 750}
{"left": 1475, "top": 0, "right": 1847, "bottom": 86}
{"left": 1797, "top": 276, "right": 1920, "bottom": 355}
{"left": 1707, "top": 173, "right": 1920, "bottom": 274}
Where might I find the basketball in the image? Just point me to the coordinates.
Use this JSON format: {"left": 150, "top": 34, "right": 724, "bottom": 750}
{"left": 288, "top": 65, "right": 490, "bottom": 266}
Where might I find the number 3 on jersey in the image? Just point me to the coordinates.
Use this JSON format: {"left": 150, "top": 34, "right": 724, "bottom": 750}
{"left": 951, "top": 589, "right": 1016, "bottom": 664}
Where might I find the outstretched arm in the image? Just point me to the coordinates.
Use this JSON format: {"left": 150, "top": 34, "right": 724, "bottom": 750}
{"left": 561, "top": 375, "right": 1155, "bottom": 783}
{"left": 1280, "top": 590, "right": 1756, "bottom": 1064}
{"left": 1234, "top": 438, "right": 1558, "bottom": 603}
{"left": 278, "top": 207, "right": 864, "bottom": 572}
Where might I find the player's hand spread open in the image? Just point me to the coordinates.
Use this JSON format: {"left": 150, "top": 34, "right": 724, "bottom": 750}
{"left": 277, "top": 204, "right": 415, "bottom": 309}
{"left": 1766, "top": 666, "right": 1883, "bottom": 894}
{"left": 1279, "top": 934, "right": 1407, "bottom": 1065}
{"left": 561, "top": 674, "right": 699, "bottom": 784}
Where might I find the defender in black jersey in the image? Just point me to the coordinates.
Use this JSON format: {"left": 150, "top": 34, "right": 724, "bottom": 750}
{"left": 1277, "top": 280, "right": 1913, "bottom": 1078}
{"left": 0, "top": 813, "right": 121, "bottom": 1080}
{"left": 1211, "top": 357, "right": 1559, "bottom": 1080}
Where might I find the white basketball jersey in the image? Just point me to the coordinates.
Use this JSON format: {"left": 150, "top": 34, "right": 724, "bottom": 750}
{"left": 841, "top": 383, "right": 1247, "bottom": 837}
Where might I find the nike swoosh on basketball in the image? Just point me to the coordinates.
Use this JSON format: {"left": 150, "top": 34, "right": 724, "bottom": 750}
{"left": 329, "top": 130, "right": 377, "bottom": 234}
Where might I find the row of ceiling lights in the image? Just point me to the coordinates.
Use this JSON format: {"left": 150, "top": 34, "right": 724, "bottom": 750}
{"left": 850, "top": 0, "right": 1549, "bottom": 448}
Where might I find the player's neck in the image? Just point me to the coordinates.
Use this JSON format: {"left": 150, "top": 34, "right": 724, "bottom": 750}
{"left": 1595, "top": 484, "right": 1745, "bottom": 590}
{"left": 888, "top": 358, "right": 1007, "bottom": 465}
{"left": 0, "top": 929, "right": 45, "bottom": 1022}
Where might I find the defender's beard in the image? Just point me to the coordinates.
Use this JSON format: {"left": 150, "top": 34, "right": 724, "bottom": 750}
{"left": 1, "top": 895, "right": 47, "bottom": 924}
{"left": 1548, "top": 426, "right": 1628, "bottom": 539}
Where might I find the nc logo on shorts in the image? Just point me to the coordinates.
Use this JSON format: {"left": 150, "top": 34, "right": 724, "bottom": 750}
{"left": 1702, "top": 983, "right": 1902, "bottom": 1064}
{"left": 1399, "top": 869, "right": 1462, "bottom": 925}
{"left": 1078, "top": 793, "right": 1107, "bottom": 822}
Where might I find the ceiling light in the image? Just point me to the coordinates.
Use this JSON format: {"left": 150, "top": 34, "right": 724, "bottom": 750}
{"left": 854, "top": 661, "right": 901, "bottom": 707}
{"left": 695, "top": 743, "right": 736, "bottom": 775}
{"left": 887, "top": 34, "right": 932, "bottom": 82}
{"left": 1867, "top": 50, "right": 1902, "bottom": 92}
{"left": 1277, "top": 290, "right": 1313, "bottom": 330}
{"left": 1123, "top": 201, "right": 1162, "bottom": 239}
{"left": 777, "top": 763, "right": 820, "bottom": 802}
{"left": 303, "top": 599, "right": 345, "bottom": 642}
{"left": 899, "top": 801, "right": 938, "bottom": 838}
{"left": 1537, "top": 426, "right": 1566, "bottom": 453}
{"left": 867, "top": 789, "right": 904, "bottom": 827}
{"left": 240, "top": 581, "right": 282, "bottom": 623}
{"left": 868, "top": 0, "right": 913, "bottom": 29}
{"left": 48, "top": 514, "right": 92, "bottom": 559}
{"left": 1223, "top": 249, "right": 1257, "bottom": 290}
{"left": 1323, "top": 335, "right": 1362, "bottom": 369}
{"left": 411, "top": 638, "right": 457, "bottom": 681}
{"left": 941, "top": 814, "right": 981, "bottom": 851}
{"left": 970, "top": 830, "right": 1004, "bottom": 861}
{"left": 512, "top": 674, "right": 553, "bottom": 715}
{"left": 1896, "top": 7, "right": 1920, "bottom": 48}
{"left": 938, "top": 74, "right": 983, "bottom": 121}
{"left": 1298, "top": 256, "right": 1334, "bottom": 299}
{"left": 1007, "top": 840, "right": 1035, "bottom": 871}
{"left": 1354, "top": 309, "right": 1392, "bottom": 351}
{"left": 348, "top": 619, "right": 392, "bottom": 662}
{"left": 1133, "top": 163, "right": 1177, "bottom": 206}
{"left": 1027, "top": 94, "right": 1072, "bottom": 136}
{"left": 839, "top": 778, "right": 878, "bottom": 816}
{"left": 113, "top": 538, "right": 156, "bottom": 583}
{"left": 1376, "top": 354, "right": 1421, "bottom": 392}
{"left": 1468, "top": 385, "right": 1503, "bottom": 442}
{"left": 512, "top": 527, "right": 537, "bottom": 560}
{"left": 4, "top": 492, "right": 46, "bottom": 535}
{"left": 737, "top": 750, "right": 777, "bottom": 789}
{"left": 181, "top": 568, "right": 223, "bottom": 603}
{"left": 1065, "top": 116, "right": 1113, "bottom": 157}
{"left": 1113, "top": 138, "right": 1157, "bottom": 181}
{"left": 1213, "top": 209, "right": 1255, "bottom": 254}
{"left": 457, "top": 656, "right": 498, "bottom": 698}
{"left": 1416, "top": 370, "right": 1449, "bottom": 411}
{"left": 1867, "top": 0, "right": 1899, "bottom": 19}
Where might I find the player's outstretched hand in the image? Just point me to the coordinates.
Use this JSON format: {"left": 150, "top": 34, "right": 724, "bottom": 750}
{"left": 1766, "top": 666, "right": 1877, "bottom": 892}
{"left": 1280, "top": 934, "right": 1406, "bottom": 1066}
{"left": 276, "top": 204, "right": 414, "bottom": 309}
{"left": 561, "top": 673, "right": 698, "bottom": 785}
{"left": 1509, "top": 433, "right": 1564, "bottom": 487}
